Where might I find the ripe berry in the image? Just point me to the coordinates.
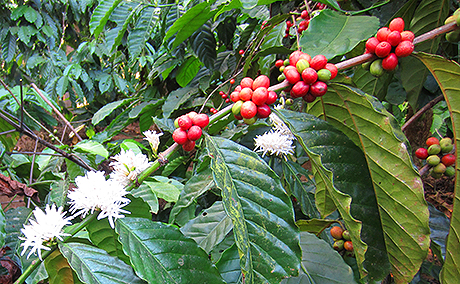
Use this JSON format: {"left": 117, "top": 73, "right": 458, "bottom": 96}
{"left": 298, "top": 53, "right": 312, "bottom": 63}
{"left": 310, "top": 54, "right": 328, "bottom": 71}
{"left": 257, "top": 104, "right": 271, "bottom": 118}
{"left": 234, "top": 85, "right": 242, "bottom": 92}
{"left": 310, "top": 81, "right": 328, "bottom": 97}
{"left": 325, "top": 63, "right": 338, "bottom": 80}
{"left": 375, "top": 41, "right": 392, "bottom": 58}
{"left": 442, "top": 154, "right": 456, "bottom": 167}
{"left": 303, "top": 93, "right": 316, "bottom": 103}
{"left": 182, "top": 140, "right": 195, "bottom": 152}
{"left": 221, "top": 93, "right": 228, "bottom": 99}
{"left": 344, "top": 241, "right": 353, "bottom": 252}
{"left": 400, "top": 30, "right": 415, "bottom": 42}
{"left": 239, "top": 87, "right": 253, "bottom": 101}
{"left": 382, "top": 53, "right": 398, "bottom": 71}
{"left": 240, "top": 77, "right": 254, "bottom": 89}
{"left": 387, "top": 30, "right": 402, "bottom": 46}
{"left": 253, "top": 75, "right": 270, "bottom": 90}
{"left": 317, "top": 69, "right": 332, "bottom": 82}
{"left": 252, "top": 87, "right": 268, "bottom": 106}
{"left": 415, "top": 148, "right": 429, "bottom": 159}
{"left": 266, "top": 91, "right": 278, "bottom": 105}
{"left": 301, "top": 67, "right": 318, "bottom": 84}
{"left": 230, "top": 91, "right": 240, "bottom": 102}
{"left": 395, "top": 41, "right": 414, "bottom": 58}
{"left": 239, "top": 49, "right": 244, "bottom": 55}
{"left": 286, "top": 21, "right": 293, "bottom": 28}
{"left": 187, "top": 111, "right": 198, "bottom": 120}
{"left": 187, "top": 125, "right": 202, "bottom": 141}
{"left": 389, "top": 17, "right": 405, "bottom": 32}
{"left": 289, "top": 50, "right": 305, "bottom": 67}
{"left": 298, "top": 20, "right": 309, "bottom": 32}
{"left": 225, "top": 98, "right": 230, "bottom": 103}
{"left": 284, "top": 66, "right": 301, "bottom": 84}
{"left": 178, "top": 115, "right": 193, "bottom": 130}
{"left": 230, "top": 78, "right": 235, "bottom": 84}
{"left": 376, "top": 27, "right": 391, "bottom": 42}
{"left": 192, "top": 113, "right": 209, "bottom": 128}
{"left": 301, "top": 10, "right": 309, "bottom": 20}
{"left": 240, "top": 101, "right": 257, "bottom": 119}
{"left": 426, "top": 137, "right": 440, "bottom": 147}
{"left": 173, "top": 128, "right": 188, "bottom": 145}
{"left": 365, "top": 37, "right": 380, "bottom": 54}
{"left": 290, "top": 81, "right": 310, "bottom": 98}
{"left": 330, "top": 226, "right": 344, "bottom": 239}
{"left": 275, "top": 59, "right": 284, "bottom": 68}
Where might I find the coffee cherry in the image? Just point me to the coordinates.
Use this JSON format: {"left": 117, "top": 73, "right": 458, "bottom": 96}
{"left": 240, "top": 77, "right": 254, "bottom": 89}
{"left": 433, "top": 163, "right": 447, "bottom": 174}
{"left": 230, "top": 78, "right": 235, "bottom": 84}
{"left": 370, "top": 59, "right": 384, "bottom": 77}
{"left": 426, "top": 137, "right": 440, "bottom": 147}
{"left": 240, "top": 101, "right": 257, "bottom": 119}
{"left": 445, "top": 166, "right": 455, "bottom": 177}
{"left": 382, "top": 53, "right": 398, "bottom": 71}
{"left": 192, "top": 113, "right": 209, "bottom": 128}
{"left": 253, "top": 75, "right": 270, "bottom": 89}
{"left": 431, "top": 169, "right": 443, "bottom": 179}
{"left": 415, "top": 148, "right": 429, "bottom": 159}
{"left": 442, "top": 154, "right": 456, "bottom": 167}
{"left": 330, "top": 226, "right": 344, "bottom": 239}
{"left": 234, "top": 85, "right": 242, "bottom": 92}
{"left": 252, "top": 87, "right": 269, "bottom": 106}
{"left": 344, "top": 241, "right": 354, "bottom": 252}
{"left": 298, "top": 20, "right": 309, "bottom": 32}
{"left": 178, "top": 115, "right": 193, "bottom": 130}
{"left": 278, "top": 73, "right": 286, "bottom": 82}
{"left": 285, "top": 98, "right": 294, "bottom": 105}
{"left": 302, "top": 93, "right": 316, "bottom": 103}
{"left": 286, "top": 21, "right": 293, "bottom": 28}
{"left": 230, "top": 91, "right": 240, "bottom": 102}
{"left": 310, "top": 54, "right": 328, "bottom": 71}
{"left": 365, "top": 37, "right": 380, "bottom": 54}
{"left": 173, "top": 128, "right": 188, "bottom": 145}
{"left": 284, "top": 66, "right": 301, "bottom": 84}
{"left": 440, "top": 138, "right": 454, "bottom": 153}
{"left": 375, "top": 41, "right": 392, "bottom": 58}
{"left": 310, "top": 81, "right": 328, "bottom": 97}
{"left": 333, "top": 240, "right": 345, "bottom": 251}
{"left": 389, "top": 17, "right": 405, "bottom": 32}
{"left": 301, "top": 67, "right": 318, "bottom": 84}
{"left": 301, "top": 10, "right": 309, "bottom": 19}
{"left": 266, "top": 91, "right": 278, "bottom": 105}
{"left": 174, "top": 117, "right": 180, "bottom": 128}
{"left": 187, "top": 125, "right": 202, "bottom": 141}
{"left": 257, "top": 104, "right": 271, "bottom": 118}
{"left": 239, "top": 49, "right": 244, "bottom": 55}
{"left": 376, "top": 27, "right": 391, "bottom": 42}
{"left": 290, "top": 81, "right": 310, "bottom": 98}
{"left": 428, "top": 144, "right": 442, "bottom": 155}
{"left": 296, "top": 59, "right": 310, "bottom": 73}
{"left": 395, "top": 41, "right": 414, "bottom": 58}
{"left": 298, "top": 53, "right": 312, "bottom": 63}
{"left": 317, "top": 69, "right": 332, "bottom": 82}
{"left": 400, "top": 31, "right": 415, "bottom": 42}
{"left": 325, "top": 63, "right": 338, "bottom": 80}
{"left": 182, "top": 140, "right": 195, "bottom": 152}
{"left": 289, "top": 50, "right": 304, "bottom": 66}
{"left": 387, "top": 31, "right": 402, "bottom": 46}
{"left": 239, "top": 87, "right": 253, "bottom": 101}
{"left": 427, "top": 155, "right": 441, "bottom": 166}
{"left": 342, "top": 230, "right": 351, "bottom": 241}
{"left": 243, "top": 116, "right": 258, "bottom": 125}
{"left": 232, "top": 100, "right": 243, "bottom": 116}
{"left": 275, "top": 60, "right": 284, "bottom": 68}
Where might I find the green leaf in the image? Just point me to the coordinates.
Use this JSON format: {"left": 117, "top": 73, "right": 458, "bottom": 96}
{"left": 164, "top": 2, "right": 216, "bottom": 49}
{"left": 73, "top": 140, "right": 109, "bottom": 158}
{"left": 130, "top": 183, "right": 159, "bottom": 214}
{"left": 106, "top": 2, "right": 140, "bottom": 53}
{"left": 60, "top": 242, "right": 145, "bottom": 284}
{"left": 241, "top": 0, "right": 257, "bottom": 9}
{"left": 181, "top": 201, "right": 233, "bottom": 253}
{"left": 56, "top": 76, "right": 69, "bottom": 98}
{"left": 189, "top": 21, "right": 216, "bottom": 70}
{"left": 91, "top": 99, "right": 130, "bottom": 125}
{"left": 90, "top": 0, "right": 123, "bottom": 38}
{"left": 5, "top": 207, "right": 31, "bottom": 258}
{"left": 286, "top": 232, "right": 357, "bottom": 284}
{"left": 169, "top": 167, "right": 215, "bottom": 226}
{"left": 296, "top": 219, "right": 337, "bottom": 235}
{"left": 352, "top": 65, "right": 393, "bottom": 101}
{"left": 162, "top": 84, "right": 199, "bottom": 118}
{"left": 176, "top": 56, "right": 203, "bottom": 87}
{"left": 0, "top": 115, "right": 19, "bottom": 151}
{"left": 2, "top": 33, "right": 17, "bottom": 62}
{"left": 306, "top": 83, "right": 431, "bottom": 283}
{"left": 128, "top": 6, "right": 159, "bottom": 60}
{"left": 98, "top": 73, "right": 112, "bottom": 94}
{"left": 299, "top": 10, "right": 379, "bottom": 59}
{"left": 45, "top": 250, "right": 83, "bottom": 284}
{"left": 216, "top": 244, "right": 243, "bottom": 284}
{"left": 143, "top": 176, "right": 183, "bottom": 203}
{"left": 0, "top": 206, "right": 7, "bottom": 249}
{"left": 412, "top": 52, "right": 460, "bottom": 284}
{"left": 274, "top": 109, "right": 383, "bottom": 280}
{"left": 206, "top": 135, "right": 301, "bottom": 283}
{"left": 116, "top": 217, "right": 225, "bottom": 283}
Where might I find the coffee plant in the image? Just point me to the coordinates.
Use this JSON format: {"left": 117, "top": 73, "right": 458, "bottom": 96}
{"left": 0, "top": 0, "right": 459, "bottom": 283}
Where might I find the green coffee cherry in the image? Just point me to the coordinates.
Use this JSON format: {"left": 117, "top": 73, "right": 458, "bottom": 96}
{"left": 445, "top": 166, "right": 455, "bottom": 177}
{"left": 342, "top": 230, "right": 351, "bottom": 241}
{"left": 362, "top": 61, "right": 371, "bottom": 71}
{"left": 433, "top": 163, "right": 447, "bottom": 174}
{"left": 446, "top": 30, "right": 460, "bottom": 43}
{"left": 278, "top": 74, "right": 286, "bottom": 82}
{"left": 440, "top": 138, "right": 454, "bottom": 153}
{"left": 370, "top": 59, "right": 384, "bottom": 77}
{"left": 317, "top": 69, "right": 332, "bottom": 82}
{"left": 333, "top": 240, "right": 345, "bottom": 251}
{"left": 243, "top": 116, "right": 257, "bottom": 125}
{"left": 232, "top": 100, "right": 243, "bottom": 116}
{"left": 427, "top": 144, "right": 441, "bottom": 155}
{"left": 427, "top": 155, "right": 441, "bottom": 166}
{"left": 430, "top": 169, "right": 443, "bottom": 179}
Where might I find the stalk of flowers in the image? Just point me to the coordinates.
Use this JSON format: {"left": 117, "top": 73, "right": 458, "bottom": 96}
{"left": 143, "top": 130, "right": 163, "bottom": 157}
{"left": 19, "top": 204, "right": 73, "bottom": 260}
{"left": 254, "top": 130, "right": 295, "bottom": 160}
{"left": 110, "top": 149, "right": 153, "bottom": 187}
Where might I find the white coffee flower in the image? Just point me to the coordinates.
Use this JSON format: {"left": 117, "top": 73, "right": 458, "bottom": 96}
{"left": 68, "top": 171, "right": 131, "bottom": 228}
{"left": 19, "top": 204, "right": 72, "bottom": 260}
{"left": 254, "top": 130, "right": 295, "bottom": 160}
{"left": 110, "top": 149, "right": 152, "bottom": 186}
{"left": 143, "top": 130, "right": 163, "bottom": 155}
{"left": 269, "top": 112, "right": 294, "bottom": 138}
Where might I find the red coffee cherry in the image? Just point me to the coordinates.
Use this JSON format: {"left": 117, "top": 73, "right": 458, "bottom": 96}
{"left": 382, "top": 53, "right": 398, "bottom": 71}
{"left": 239, "top": 87, "right": 253, "bottom": 101}
{"left": 301, "top": 67, "right": 318, "bottom": 84}
{"left": 395, "top": 40, "right": 414, "bottom": 58}
{"left": 240, "top": 101, "right": 257, "bottom": 119}
{"left": 325, "top": 63, "right": 338, "bottom": 80}
{"left": 252, "top": 87, "right": 269, "bottom": 106}
{"left": 375, "top": 41, "right": 392, "bottom": 58}
{"left": 400, "top": 31, "right": 415, "bottom": 42}
{"left": 178, "top": 115, "right": 193, "bottom": 131}
{"left": 257, "top": 104, "right": 271, "bottom": 118}
{"left": 310, "top": 54, "right": 328, "bottom": 71}
{"left": 389, "top": 17, "right": 405, "bottom": 32}
{"left": 266, "top": 91, "right": 278, "bottom": 105}
{"left": 442, "top": 154, "right": 456, "bottom": 167}
{"left": 182, "top": 140, "right": 195, "bottom": 152}
{"left": 172, "top": 128, "right": 188, "bottom": 145}
{"left": 192, "top": 113, "right": 209, "bottom": 128}
{"left": 240, "top": 77, "right": 254, "bottom": 89}
{"left": 187, "top": 125, "right": 202, "bottom": 141}
{"left": 252, "top": 75, "right": 270, "bottom": 90}
{"left": 310, "top": 81, "right": 328, "bottom": 97}
{"left": 283, "top": 65, "right": 301, "bottom": 84}
{"left": 365, "top": 37, "right": 380, "bottom": 54}
{"left": 387, "top": 31, "right": 402, "bottom": 46}
{"left": 290, "top": 81, "right": 310, "bottom": 98}
{"left": 376, "top": 27, "right": 391, "bottom": 42}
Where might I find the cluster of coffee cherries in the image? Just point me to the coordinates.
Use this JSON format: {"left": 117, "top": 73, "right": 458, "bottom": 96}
{"left": 230, "top": 75, "right": 278, "bottom": 124}
{"left": 285, "top": 10, "right": 310, "bottom": 37}
{"left": 363, "top": 17, "right": 415, "bottom": 76}
{"left": 172, "top": 112, "right": 209, "bottom": 151}
{"left": 330, "top": 226, "right": 354, "bottom": 257}
{"left": 275, "top": 50, "right": 337, "bottom": 103}
{"left": 415, "top": 137, "right": 456, "bottom": 178}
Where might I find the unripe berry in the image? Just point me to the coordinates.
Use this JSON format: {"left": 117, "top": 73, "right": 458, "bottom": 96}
{"left": 296, "top": 59, "right": 310, "bottom": 73}
{"left": 333, "top": 240, "right": 345, "bottom": 251}
{"left": 232, "top": 100, "right": 243, "bottom": 116}
{"left": 428, "top": 144, "right": 442, "bottom": 155}
{"left": 243, "top": 116, "right": 257, "bottom": 125}
{"left": 342, "top": 230, "right": 351, "bottom": 241}
{"left": 317, "top": 69, "right": 332, "bottom": 82}
{"left": 445, "top": 166, "right": 455, "bottom": 177}
{"left": 382, "top": 53, "right": 398, "bottom": 71}
{"left": 187, "top": 125, "right": 202, "bottom": 141}
{"left": 433, "top": 163, "right": 447, "bottom": 174}
{"left": 375, "top": 41, "right": 392, "bottom": 58}
{"left": 173, "top": 128, "right": 188, "bottom": 145}
{"left": 395, "top": 41, "right": 414, "bottom": 58}
{"left": 427, "top": 155, "right": 441, "bottom": 166}
{"left": 389, "top": 17, "right": 405, "bottom": 32}
{"left": 370, "top": 59, "right": 384, "bottom": 77}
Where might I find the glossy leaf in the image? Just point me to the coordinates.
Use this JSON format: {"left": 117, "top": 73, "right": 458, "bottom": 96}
{"left": 181, "top": 201, "right": 233, "bottom": 253}
{"left": 162, "top": 84, "right": 199, "bottom": 118}
{"left": 216, "top": 244, "right": 243, "bottom": 284}
{"left": 296, "top": 219, "right": 337, "bottom": 235}
{"left": 45, "top": 250, "right": 82, "bottom": 284}
{"left": 73, "top": 140, "right": 109, "bottom": 158}
{"left": 0, "top": 115, "right": 19, "bottom": 151}
{"left": 190, "top": 21, "right": 216, "bottom": 70}
{"left": 130, "top": 183, "right": 159, "bottom": 214}
{"left": 5, "top": 207, "right": 30, "bottom": 259}
{"left": 306, "top": 83, "right": 430, "bottom": 283}
{"left": 60, "top": 242, "right": 145, "bottom": 284}
{"left": 91, "top": 99, "right": 130, "bottom": 126}
{"left": 128, "top": 6, "right": 159, "bottom": 60}
{"left": 89, "top": 0, "right": 122, "bottom": 38}
{"left": 116, "top": 217, "right": 225, "bottom": 283}
{"left": 143, "top": 176, "right": 183, "bottom": 203}
{"left": 412, "top": 52, "right": 460, "bottom": 284}
{"left": 299, "top": 10, "right": 379, "bottom": 59}
{"left": 105, "top": 1, "right": 140, "bottom": 53}
{"left": 206, "top": 135, "right": 301, "bottom": 283}
{"left": 176, "top": 56, "right": 203, "bottom": 87}
{"left": 274, "top": 109, "right": 385, "bottom": 281}
{"left": 2, "top": 33, "right": 16, "bottom": 62}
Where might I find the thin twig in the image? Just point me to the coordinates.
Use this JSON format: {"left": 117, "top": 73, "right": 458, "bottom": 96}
{"left": 31, "top": 83, "right": 83, "bottom": 141}
{"left": 401, "top": 95, "right": 444, "bottom": 132}
{"left": 6, "top": 151, "right": 63, "bottom": 156}
{"left": 0, "top": 129, "right": 18, "bottom": 135}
